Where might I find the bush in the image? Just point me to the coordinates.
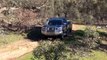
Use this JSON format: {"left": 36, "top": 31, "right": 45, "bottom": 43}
{"left": 84, "top": 28, "right": 99, "bottom": 38}
{"left": 74, "top": 30, "right": 85, "bottom": 37}
{"left": 80, "top": 28, "right": 100, "bottom": 48}
{"left": 33, "top": 41, "right": 73, "bottom": 60}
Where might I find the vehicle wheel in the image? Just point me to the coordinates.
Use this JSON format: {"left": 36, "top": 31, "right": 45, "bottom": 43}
{"left": 59, "top": 34, "right": 64, "bottom": 40}
{"left": 69, "top": 28, "right": 72, "bottom": 32}
{"left": 67, "top": 28, "right": 72, "bottom": 36}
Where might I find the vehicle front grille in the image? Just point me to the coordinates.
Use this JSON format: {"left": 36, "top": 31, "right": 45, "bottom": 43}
{"left": 47, "top": 27, "right": 55, "bottom": 32}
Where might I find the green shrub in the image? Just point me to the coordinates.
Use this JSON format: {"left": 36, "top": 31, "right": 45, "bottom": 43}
{"left": 80, "top": 28, "right": 100, "bottom": 48}
{"left": 74, "top": 30, "right": 85, "bottom": 37}
{"left": 33, "top": 41, "right": 73, "bottom": 60}
{"left": 84, "top": 28, "right": 99, "bottom": 38}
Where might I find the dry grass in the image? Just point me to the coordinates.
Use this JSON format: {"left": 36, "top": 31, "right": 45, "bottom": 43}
{"left": 0, "top": 33, "right": 24, "bottom": 46}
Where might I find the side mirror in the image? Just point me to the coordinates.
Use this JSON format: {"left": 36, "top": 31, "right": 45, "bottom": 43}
{"left": 67, "top": 20, "right": 71, "bottom": 24}
{"left": 68, "top": 22, "right": 71, "bottom": 24}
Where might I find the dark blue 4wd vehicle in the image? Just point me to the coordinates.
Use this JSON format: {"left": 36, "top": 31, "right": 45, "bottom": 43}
{"left": 41, "top": 17, "right": 72, "bottom": 39}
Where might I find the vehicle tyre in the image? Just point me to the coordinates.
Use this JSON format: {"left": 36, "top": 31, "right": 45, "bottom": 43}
{"left": 59, "top": 34, "right": 64, "bottom": 40}
{"left": 67, "top": 28, "right": 72, "bottom": 36}
{"left": 69, "top": 29, "right": 72, "bottom": 33}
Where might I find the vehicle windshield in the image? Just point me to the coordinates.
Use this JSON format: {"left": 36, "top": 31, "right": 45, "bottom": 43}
{"left": 48, "top": 20, "right": 63, "bottom": 25}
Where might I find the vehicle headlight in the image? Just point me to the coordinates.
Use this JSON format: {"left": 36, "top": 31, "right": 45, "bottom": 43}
{"left": 42, "top": 27, "right": 47, "bottom": 31}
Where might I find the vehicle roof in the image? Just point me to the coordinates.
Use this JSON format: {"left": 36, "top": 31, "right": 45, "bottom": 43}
{"left": 49, "top": 17, "right": 67, "bottom": 21}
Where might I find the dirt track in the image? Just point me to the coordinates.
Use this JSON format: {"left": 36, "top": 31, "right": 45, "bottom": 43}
{"left": 0, "top": 40, "right": 39, "bottom": 60}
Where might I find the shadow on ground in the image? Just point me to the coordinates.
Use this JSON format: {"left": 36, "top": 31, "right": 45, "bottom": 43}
{"left": 27, "top": 26, "right": 44, "bottom": 41}
{"left": 98, "top": 31, "right": 107, "bottom": 37}
{"left": 99, "top": 44, "right": 107, "bottom": 50}
{"left": 95, "top": 43, "right": 107, "bottom": 52}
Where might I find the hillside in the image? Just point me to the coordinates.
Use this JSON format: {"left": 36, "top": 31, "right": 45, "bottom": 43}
{"left": 0, "top": 0, "right": 107, "bottom": 60}
{"left": 0, "top": 0, "right": 107, "bottom": 33}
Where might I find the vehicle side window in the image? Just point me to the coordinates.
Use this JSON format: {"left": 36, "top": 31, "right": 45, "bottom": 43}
{"left": 63, "top": 19, "right": 67, "bottom": 23}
